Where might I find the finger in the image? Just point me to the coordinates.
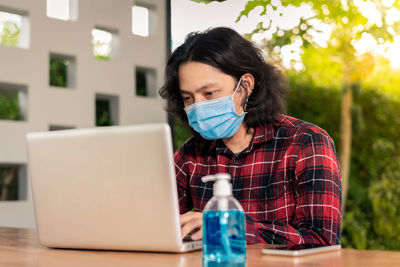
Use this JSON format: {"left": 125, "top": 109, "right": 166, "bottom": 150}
{"left": 180, "top": 211, "right": 195, "bottom": 225}
{"left": 180, "top": 212, "right": 201, "bottom": 226}
{"left": 181, "top": 218, "right": 202, "bottom": 238}
{"left": 181, "top": 221, "right": 199, "bottom": 238}
{"left": 191, "top": 228, "right": 203, "bottom": 240}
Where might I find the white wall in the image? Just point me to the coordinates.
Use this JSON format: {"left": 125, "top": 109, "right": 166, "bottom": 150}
{"left": 0, "top": 0, "right": 167, "bottom": 228}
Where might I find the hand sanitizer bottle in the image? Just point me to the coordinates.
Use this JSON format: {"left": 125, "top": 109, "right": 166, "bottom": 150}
{"left": 202, "top": 173, "right": 246, "bottom": 262}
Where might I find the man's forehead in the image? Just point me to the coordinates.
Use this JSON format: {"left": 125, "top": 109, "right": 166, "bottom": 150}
{"left": 180, "top": 82, "right": 218, "bottom": 94}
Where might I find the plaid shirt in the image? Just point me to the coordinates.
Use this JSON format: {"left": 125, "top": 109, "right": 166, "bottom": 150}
{"left": 174, "top": 114, "right": 342, "bottom": 246}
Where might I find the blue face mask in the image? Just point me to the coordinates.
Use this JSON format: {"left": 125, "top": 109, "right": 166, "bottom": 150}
{"left": 184, "top": 78, "right": 246, "bottom": 140}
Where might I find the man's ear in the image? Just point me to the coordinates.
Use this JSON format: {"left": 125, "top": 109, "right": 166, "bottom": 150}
{"left": 241, "top": 73, "right": 255, "bottom": 96}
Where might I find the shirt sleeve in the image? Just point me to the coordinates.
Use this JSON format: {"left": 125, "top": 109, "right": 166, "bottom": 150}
{"left": 244, "top": 130, "right": 342, "bottom": 246}
{"left": 174, "top": 147, "right": 193, "bottom": 214}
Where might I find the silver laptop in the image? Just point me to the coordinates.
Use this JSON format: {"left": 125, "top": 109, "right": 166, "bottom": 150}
{"left": 26, "top": 123, "right": 202, "bottom": 252}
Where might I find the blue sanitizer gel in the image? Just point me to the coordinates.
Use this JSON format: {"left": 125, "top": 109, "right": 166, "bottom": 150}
{"left": 203, "top": 210, "right": 246, "bottom": 261}
{"left": 201, "top": 174, "right": 247, "bottom": 262}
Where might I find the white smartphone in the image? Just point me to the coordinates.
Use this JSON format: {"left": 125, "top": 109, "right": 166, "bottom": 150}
{"left": 261, "top": 244, "right": 341, "bottom": 256}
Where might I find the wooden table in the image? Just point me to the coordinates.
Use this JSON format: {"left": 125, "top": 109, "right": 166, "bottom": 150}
{"left": 1, "top": 227, "right": 400, "bottom": 267}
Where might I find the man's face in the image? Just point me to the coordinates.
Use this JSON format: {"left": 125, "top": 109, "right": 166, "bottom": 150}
{"left": 178, "top": 61, "right": 247, "bottom": 115}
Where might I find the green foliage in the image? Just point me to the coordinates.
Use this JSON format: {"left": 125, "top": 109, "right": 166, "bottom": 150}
{"left": 173, "top": 118, "right": 193, "bottom": 150}
{"left": 362, "top": 57, "right": 400, "bottom": 101}
{"left": 286, "top": 73, "right": 400, "bottom": 251}
{"left": 0, "top": 21, "right": 23, "bottom": 121}
{"left": 0, "top": 21, "right": 19, "bottom": 46}
{"left": 236, "top": 1, "right": 269, "bottom": 21}
{"left": 0, "top": 89, "right": 23, "bottom": 121}
{"left": 341, "top": 87, "right": 400, "bottom": 250}
{"left": 286, "top": 75, "right": 341, "bottom": 147}
{"left": 136, "top": 70, "right": 147, "bottom": 97}
{"left": 235, "top": 0, "right": 399, "bottom": 52}
{"left": 49, "top": 58, "right": 68, "bottom": 87}
{"left": 94, "top": 54, "right": 110, "bottom": 60}
{"left": 294, "top": 45, "right": 344, "bottom": 88}
{"left": 95, "top": 99, "right": 112, "bottom": 126}
{"left": 368, "top": 159, "right": 400, "bottom": 249}
{"left": 93, "top": 41, "right": 111, "bottom": 60}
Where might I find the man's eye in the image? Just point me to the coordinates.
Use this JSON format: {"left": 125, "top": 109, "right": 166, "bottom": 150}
{"left": 205, "top": 90, "right": 217, "bottom": 96}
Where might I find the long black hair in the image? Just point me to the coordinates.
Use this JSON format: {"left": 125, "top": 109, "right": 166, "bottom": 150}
{"left": 159, "top": 27, "right": 288, "bottom": 141}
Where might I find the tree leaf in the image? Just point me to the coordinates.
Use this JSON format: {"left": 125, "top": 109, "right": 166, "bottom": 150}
{"left": 236, "top": 0, "right": 269, "bottom": 22}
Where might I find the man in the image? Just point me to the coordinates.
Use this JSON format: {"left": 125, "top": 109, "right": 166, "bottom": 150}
{"left": 159, "top": 27, "right": 342, "bottom": 246}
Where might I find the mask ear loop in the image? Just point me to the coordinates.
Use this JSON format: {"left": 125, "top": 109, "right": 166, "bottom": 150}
{"left": 244, "top": 96, "right": 249, "bottom": 112}
{"left": 233, "top": 77, "right": 250, "bottom": 112}
{"left": 232, "top": 77, "right": 243, "bottom": 97}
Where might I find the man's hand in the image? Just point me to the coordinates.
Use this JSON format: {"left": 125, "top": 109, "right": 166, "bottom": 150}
{"left": 180, "top": 211, "right": 203, "bottom": 240}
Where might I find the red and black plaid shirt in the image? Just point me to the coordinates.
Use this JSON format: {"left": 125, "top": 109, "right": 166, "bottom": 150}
{"left": 174, "top": 114, "right": 342, "bottom": 246}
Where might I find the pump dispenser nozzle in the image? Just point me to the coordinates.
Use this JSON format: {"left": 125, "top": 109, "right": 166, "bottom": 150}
{"left": 202, "top": 173, "right": 233, "bottom": 210}
{"left": 202, "top": 173, "right": 232, "bottom": 197}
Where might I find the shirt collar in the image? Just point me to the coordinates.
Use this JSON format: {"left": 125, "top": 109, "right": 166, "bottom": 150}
{"left": 208, "top": 115, "right": 283, "bottom": 155}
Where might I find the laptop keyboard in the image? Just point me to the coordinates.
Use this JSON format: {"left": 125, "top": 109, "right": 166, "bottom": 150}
{"left": 183, "top": 235, "right": 197, "bottom": 242}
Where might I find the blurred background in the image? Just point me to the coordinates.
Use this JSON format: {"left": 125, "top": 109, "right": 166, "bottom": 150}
{"left": 1, "top": 0, "right": 399, "bottom": 251}
{"left": 0, "top": 0, "right": 168, "bottom": 230}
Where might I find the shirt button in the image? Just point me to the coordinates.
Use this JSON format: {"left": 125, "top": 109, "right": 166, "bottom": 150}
{"left": 233, "top": 159, "right": 239, "bottom": 165}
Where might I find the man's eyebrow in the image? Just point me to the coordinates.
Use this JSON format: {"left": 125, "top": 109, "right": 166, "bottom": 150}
{"left": 180, "top": 82, "right": 217, "bottom": 94}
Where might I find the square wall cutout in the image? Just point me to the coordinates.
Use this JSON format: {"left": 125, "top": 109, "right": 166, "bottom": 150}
{"left": 0, "top": 164, "right": 27, "bottom": 201}
{"left": 0, "top": 82, "right": 28, "bottom": 121}
{"left": 46, "top": 0, "right": 78, "bottom": 21}
{"left": 135, "top": 67, "right": 156, "bottom": 97}
{"left": 132, "top": 4, "right": 156, "bottom": 37}
{"left": 0, "top": 7, "right": 30, "bottom": 48}
{"left": 95, "top": 94, "right": 119, "bottom": 126}
{"left": 92, "top": 26, "right": 119, "bottom": 60}
{"left": 49, "top": 53, "right": 76, "bottom": 88}
{"left": 49, "top": 125, "right": 75, "bottom": 131}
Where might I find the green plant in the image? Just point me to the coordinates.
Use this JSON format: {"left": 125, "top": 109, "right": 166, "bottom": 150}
{"left": 0, "top": 21, "right": 19, "bottom": 46}
{"left": 286, "top": 74, "right": 400, "bottom": 250}
{"left": 172, "top": 118, "right": 193, "bottom": 150}
{"left": 49, "top": 58, "right": 68, "bottom": 87}
{"left": 0, "top": 90, "right": 23, "bottom": 120}
{"left": 95, "top": 99, "right": 112, "bottom": 126}
{"left": 136, "top": 70, "right": 147, "bottom": 97}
